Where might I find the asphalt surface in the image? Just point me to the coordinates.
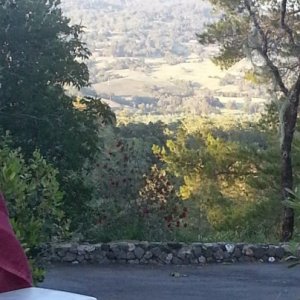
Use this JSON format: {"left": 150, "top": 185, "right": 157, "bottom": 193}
{"left": 41, "top": 263, "right": 300, "bottom": 300}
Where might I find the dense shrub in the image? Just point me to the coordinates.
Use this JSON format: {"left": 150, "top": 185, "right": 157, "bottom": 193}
{"left": 137, "top": 165, "right": 188, "bottom": 241}
{"left": 0, "top": 136, "right": 66, "bottom": 282}
{"left": 85, "top": 125, "right": 158, "bottom": 242}
{"left": 152, "top": 118, "right": 285, "bottom": 242}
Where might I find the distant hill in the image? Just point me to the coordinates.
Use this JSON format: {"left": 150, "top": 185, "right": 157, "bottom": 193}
{"left": 61, "top": 0, "right": 268, "bottom": 116}
{"left": 62, "top": 0, "right": 213, "bottom": 57}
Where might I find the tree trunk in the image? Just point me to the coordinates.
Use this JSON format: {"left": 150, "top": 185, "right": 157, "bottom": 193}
{"left": 280, "top": 93, "right": 299, "bottom": 241}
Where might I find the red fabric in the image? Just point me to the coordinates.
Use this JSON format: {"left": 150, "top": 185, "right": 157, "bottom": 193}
{"left": 0, "top": 193, "right": 32, "bottom": 292}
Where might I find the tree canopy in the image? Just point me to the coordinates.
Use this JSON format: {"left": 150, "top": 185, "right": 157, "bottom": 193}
{"left": 198, "top": 0, "right": 300, "bottom": 241}
{"left": 0, "top": 0, "right": 90, "bottom": 151}
{"left": 0, "top": 0, "right": 115, "bottom": 226}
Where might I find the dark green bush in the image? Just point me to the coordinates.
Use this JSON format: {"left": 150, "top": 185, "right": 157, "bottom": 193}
{"left": 0, "top": 136, "right": 66, "bottom": 283}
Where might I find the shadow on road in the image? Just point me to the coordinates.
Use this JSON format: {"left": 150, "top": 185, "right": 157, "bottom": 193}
{"left": 41, "top": 263, "right": 300, "bottom": 300}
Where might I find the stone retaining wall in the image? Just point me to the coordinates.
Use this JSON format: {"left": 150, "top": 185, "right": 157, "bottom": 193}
{"left": 49, "top": 242, "right": 295, "bottom": 265}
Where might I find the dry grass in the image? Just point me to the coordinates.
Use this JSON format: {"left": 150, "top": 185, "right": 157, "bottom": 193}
{"left": 91, "top": 56, "right": 266, "bottom": 110}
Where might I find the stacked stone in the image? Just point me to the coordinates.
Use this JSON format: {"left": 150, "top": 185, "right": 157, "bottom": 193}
{"left": 50, "top": 242, "right": 292, "bottom": 265}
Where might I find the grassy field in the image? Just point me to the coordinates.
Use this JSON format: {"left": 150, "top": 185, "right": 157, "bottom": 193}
{"left": 63, "top": 0, "right": 266, "bottom": 117}
{"left": 91, "top": 55, "right": 265, "bottom": 112}
{"left": 93, "top": 56, "right": 228, "bottom": 94}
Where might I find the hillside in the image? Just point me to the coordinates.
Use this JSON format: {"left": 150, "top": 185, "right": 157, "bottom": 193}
{"left": 62, "top": 0, "right": 268, "bottom": 116}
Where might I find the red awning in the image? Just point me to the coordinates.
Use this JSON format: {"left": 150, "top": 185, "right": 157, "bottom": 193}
{"left": 0, "top": 193, "right": 32, "bottom": 293}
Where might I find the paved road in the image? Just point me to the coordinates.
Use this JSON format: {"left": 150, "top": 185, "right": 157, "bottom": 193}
{"left": 41, "top": 263, "right": 300, "bottom": 300}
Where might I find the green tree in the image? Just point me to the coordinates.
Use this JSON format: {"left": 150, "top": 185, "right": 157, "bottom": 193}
{"left": 137, "top": 164, "right": 187, "bottom": 241}
{"left": 0, "top": 0, "right": 90, "bottom": 155}
{"left": 0, "top": 1, "right": 115, "bottom": 225}
{"left": 85, "top": 121, "right": 166, "bottom": 241}
{"left": 198, "top": 0, "right": 300, "bottom": 241}
{"left": 0, "top": 135, "right": 66, "bottom": 282}
{"left": 153, "top": 118, "right": 296, "bottom": 241}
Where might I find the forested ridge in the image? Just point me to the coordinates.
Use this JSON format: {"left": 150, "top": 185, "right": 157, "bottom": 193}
{"left": 62, "top": 0, "right": 211, "bottom": 58}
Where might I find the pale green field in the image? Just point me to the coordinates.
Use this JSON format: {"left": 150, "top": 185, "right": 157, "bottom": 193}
{"left": 93, "top": 56, "right": 254, "bottom": 97}
{"left": 218, "top": 96, "right": 266, "bottom": 104}
{"left": 89, "top": 54, "right": 267, "bottom": 118}
{"left": 151, "top": 59, "right": 226, "bottom": 90}
{"left": 94, "top": 78, "right": 154, "bottom": 97}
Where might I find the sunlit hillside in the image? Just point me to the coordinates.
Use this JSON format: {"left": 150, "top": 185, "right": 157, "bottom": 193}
{"left": 62, "top": 0, "right": 269, "bottom": 117}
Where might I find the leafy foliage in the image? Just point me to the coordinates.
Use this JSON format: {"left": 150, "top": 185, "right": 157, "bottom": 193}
{"left": 4, "top": 0, "right": 300, "bottom": 272}
{"left": 0, "top": 0, "right": 116, "bottom": 227}
{"left": 198, "top": 0, "right": 300, "bottom": 240}
{"left": 153, "top": 117, "right": 286, "bottom": 241}
{"left": 84, "top": 122, "right": 166, "bottom": 242}
{"left": 0, "top": 136, "right": 66, "bottom": 283}
{"left": 137, "top": 164, "right": 188, "bottom": 241}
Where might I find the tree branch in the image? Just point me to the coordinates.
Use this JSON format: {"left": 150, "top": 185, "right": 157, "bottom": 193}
{"left": 280, "top": 0, "right": 296, "bottom": 45}
{"left": 244, "top": 0, "right": 289, "bottom": 96}
{"left": 294, "top": 73, "right": 300, "bottom": 97}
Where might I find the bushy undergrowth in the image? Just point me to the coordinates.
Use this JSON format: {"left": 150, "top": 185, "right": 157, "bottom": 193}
{"left": 79, "top": 117, "right": 287, "bottom": 244}
{"left": 0, "top": 136, "right": 67, "bottom": 282}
